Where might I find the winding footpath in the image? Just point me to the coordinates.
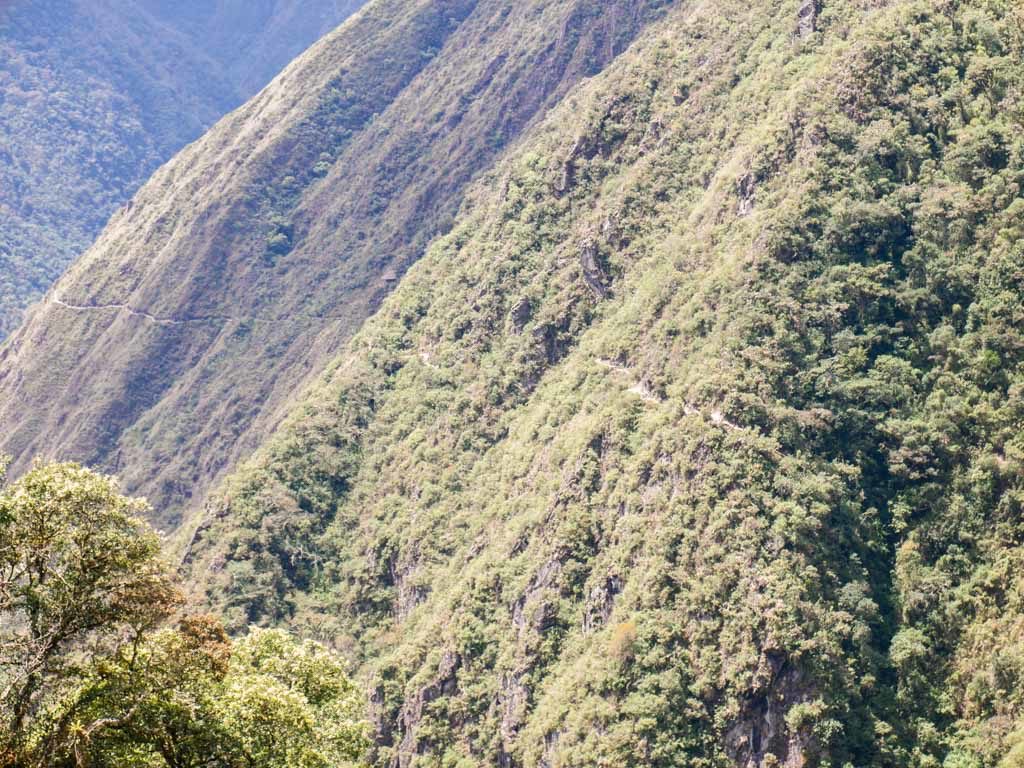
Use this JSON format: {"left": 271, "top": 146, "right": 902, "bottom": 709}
{"left": 46, "top": 299, "right": 743, "bottom": 432}
{"left": 50, "top": 297, "right": 238, "bottom": 326}
{"left": 48, "top": 297, "right": 349, "bottom": 327}
{"left": 596, "top": 358, "right": 742, "bottom": 430}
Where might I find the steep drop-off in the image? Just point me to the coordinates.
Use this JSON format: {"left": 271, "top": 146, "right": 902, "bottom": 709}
{"left": 0, "top": 0, "right": 670, "bottom": 530}
{"left": 0, "top": 0, "right": 364, "bottom": 338}
{"left": 186, "top": 0, "right": 1024, "bottom": 765}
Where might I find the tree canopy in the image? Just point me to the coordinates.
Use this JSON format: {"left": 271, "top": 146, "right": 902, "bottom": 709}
{"left": 0, "top": 462, "right": 180, "bottom": 762}
{"left": 0, "top": 462, "right": 369, "bottom": 768}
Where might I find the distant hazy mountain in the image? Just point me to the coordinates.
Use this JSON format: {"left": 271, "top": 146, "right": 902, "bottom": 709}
{"left": 0, "top": 0, "right": 364, "bottom": 337}
{"left": 136, "top": 0, "right": 367, "bottom": 97}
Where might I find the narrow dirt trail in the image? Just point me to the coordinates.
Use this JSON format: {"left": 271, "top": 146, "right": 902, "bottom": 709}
{"left": 48, "top": 297, "right": 352, "bottom": 327}
{"left": 51, "top": 297, "right": 243, "bottom": 326}
{"left": 596, "top": 358, "right": 742, "bottom": 430}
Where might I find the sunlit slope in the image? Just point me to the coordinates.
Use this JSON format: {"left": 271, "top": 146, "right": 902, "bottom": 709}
{"left": 0, "top": 0, "right": 669, "bottom": 529}
{"left": 188, "top": 1, "right": 1024, "bottom": 765}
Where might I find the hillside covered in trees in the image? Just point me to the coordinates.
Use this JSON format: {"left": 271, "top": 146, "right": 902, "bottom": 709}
{"left": 0, "top": 0, "right": 671, "bottom": 532}
{"left": 0, "top": 0, "right": 364, "bottom": 337}
{"left": 185, "top": 0, "right": 1024, "bottom": 765}
{"left": 2, "top": 0, "right": 1024, "bottom": 766}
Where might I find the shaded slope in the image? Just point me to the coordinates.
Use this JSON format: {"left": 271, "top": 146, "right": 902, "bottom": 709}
{"left": 137, "top": 0, "right": 367, "bottom": 97}
{"left": 187, "top": 0, "right": 1024, "bottom": 765}
{"left": 0, "top": 0, "right": 670, "bottom": 529}
{"left": 0, "top": 0, "right": 364, "bottom": 337}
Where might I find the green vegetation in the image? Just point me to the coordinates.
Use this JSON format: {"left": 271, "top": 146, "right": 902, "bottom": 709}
{"left": 3, "top": 0, "right": 1024, "bottom": 765}
{"left": 0, "top": 0, "right": 363, "bottom": 338}
{"left": 0, "top": 462, "right": 179, "bottom": 762}
{"left": 60, "top": 623, "right": 369, "bottom": 768}
{"left": 178, "top": 0, "right": 1024, "bottom": 765}
{"left": 0, "top": 0, "right": 671, "bottom": 532}
{"left": 0, "top": 461, "right": 369, "bottom": 767}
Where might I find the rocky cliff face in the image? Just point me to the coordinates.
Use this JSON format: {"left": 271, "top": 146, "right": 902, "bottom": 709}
{"left": 0, "top": 0, "right": 669, "bottom": 530}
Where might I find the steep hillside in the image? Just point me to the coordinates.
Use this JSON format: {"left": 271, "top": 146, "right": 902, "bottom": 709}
{"left": 0, "top": 0, "right": 671, "bottom": 530}
{"left": 0, "top": 0, "right": 363, "bottom": 337}
{"left": 187, "top": 0, "right": 1024, "bottom": 765}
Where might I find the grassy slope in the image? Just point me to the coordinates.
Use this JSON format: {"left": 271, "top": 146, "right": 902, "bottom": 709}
{"left": 0, "top": 0, "right": 362, "bottom": 338}
{"left": 0, "top": 0, "right": 671, "bottom": 531}
{"left": 187, "top": 0, "right": 1024, "bottom": 765}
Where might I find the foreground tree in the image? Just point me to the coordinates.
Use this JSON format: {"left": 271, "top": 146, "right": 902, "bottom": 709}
{"left": 0, "top": 462, "right": 180, "bottom": 764}
{"left": 0, "top": 461, "right": 369, "bottom": 767}
{"left": 71, "top": 621, "right": 370, "bottom": 767}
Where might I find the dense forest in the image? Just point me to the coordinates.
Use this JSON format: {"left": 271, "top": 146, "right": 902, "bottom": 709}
{"left": 0, "top": 0, "right": 669, "bottom": 533}
{"left": 0, "top": 0, "right": 363, "bottom": 337}
{"left": 2, "top": 0, "right": 1024, "bottom": 766}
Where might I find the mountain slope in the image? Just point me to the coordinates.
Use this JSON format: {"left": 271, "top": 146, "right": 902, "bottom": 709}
{"left": 186, "top": 0, "right": 1024, "bottom": 765}
{"left": 0, "top": 0, "right": 364, "bottom": 337}
{"left": 0, "top": 0, "right": 671, "bottom": 530}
